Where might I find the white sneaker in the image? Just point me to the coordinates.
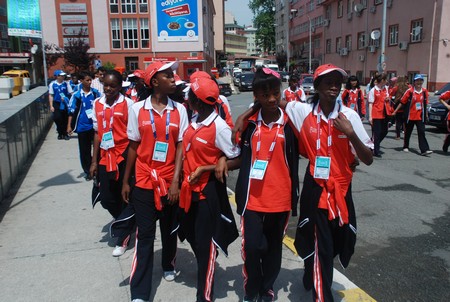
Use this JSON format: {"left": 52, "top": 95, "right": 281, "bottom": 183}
{"left": 421, "top": 150, "right": 433, "bottom": 156}
{"left": 112, "top": 245, "right": 127, "bottom": 257}
{"left": 403, "top": 148, "right": 409, "bottom": 152}
{"left": 131, "top": 299, "right": 148, "bottom": 302}
{"left": 163, "top": 270, "right": 178, "bottom": 281}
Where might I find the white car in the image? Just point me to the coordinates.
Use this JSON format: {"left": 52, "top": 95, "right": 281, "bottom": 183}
{"left": 301, "top": 76, "right": 315, "bottom": 95}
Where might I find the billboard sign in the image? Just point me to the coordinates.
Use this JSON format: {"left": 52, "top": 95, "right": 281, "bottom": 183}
{"left": 7, "top": 0, "right": 42, "bottom": 38}
{"left": 156, "top": 0, "right": 199, "bottom": 42}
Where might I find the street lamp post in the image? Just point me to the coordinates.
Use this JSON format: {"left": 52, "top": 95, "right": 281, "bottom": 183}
{"left": 307, "top": 15, "right": 312, "bottom": 74}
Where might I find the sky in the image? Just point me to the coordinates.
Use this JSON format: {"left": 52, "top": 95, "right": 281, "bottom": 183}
{"left": 225, "top": 0, "right": 254, "bottom": 26}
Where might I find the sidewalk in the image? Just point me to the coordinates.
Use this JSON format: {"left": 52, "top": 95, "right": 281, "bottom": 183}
{"left": 0, "top": 129, "right": 375, "bottom": 301}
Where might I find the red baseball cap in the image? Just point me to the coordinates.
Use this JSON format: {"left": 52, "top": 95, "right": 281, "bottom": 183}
{"left": 190, "top": 77, "right": 219, "bottom": 105}
{"left": 189, "top": 70, "right": 211, "bottom": 82}
{"left": 313, "top": 64, "right": 347, "bottom": 83}
{"left": 132, "top": 69, "right": 145, "bottom": 78}
{"left": 174, "top": 73, "right": 186, "bottom": 86}
{"left": 144, "top": 61, "right": 179, "bottom": 87}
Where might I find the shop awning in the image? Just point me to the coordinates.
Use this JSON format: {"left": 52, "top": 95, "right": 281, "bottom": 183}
{"left": 0, "top": 58, "right": 29, "bottom": 64}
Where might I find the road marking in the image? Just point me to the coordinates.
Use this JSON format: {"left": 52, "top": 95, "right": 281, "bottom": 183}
{"left": 228, "top": 188, "right": 377, "bottom": 302}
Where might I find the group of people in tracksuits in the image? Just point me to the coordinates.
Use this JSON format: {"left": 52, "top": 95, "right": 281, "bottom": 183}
{"left": 52, "top": 60, "right": 377, "bottom": 302}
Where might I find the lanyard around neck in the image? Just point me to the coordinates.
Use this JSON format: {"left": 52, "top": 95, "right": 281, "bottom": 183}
{"left": 102, "top": 105, "right": 115, "bottom": 131}
{"left": 255, "top": 120, "right": 281, "bottom": 161}
{"left": 149, "top": 107, "right": 170, "bottom": 142}
{"left": 316, "top": 105, "right": 334, "bottom": 157}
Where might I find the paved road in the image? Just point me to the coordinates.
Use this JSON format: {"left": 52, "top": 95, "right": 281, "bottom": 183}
{"left": 225, "top": 88, "right": 450, "bottom": 302}
{"left": 0, "top": 92, "right": 371, "bottom": 301}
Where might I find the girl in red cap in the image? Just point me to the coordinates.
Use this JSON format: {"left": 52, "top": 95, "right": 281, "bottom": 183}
{"left": 89, "top": 70, "right": 134, "bottom": 256}
{"left": 179, "top": 76, "right": 240, "bottom": 302}
{"left": 120, "top": 61, "right": 188, "bottom": 301}
{"left": 392, "top": 74, "right": 433, "bottom": 155}
{"left": 232, "top": 63, "right": 373, "bottom": 302}
{"left": 226, "top": 67, "right": 300, "bottom": 302}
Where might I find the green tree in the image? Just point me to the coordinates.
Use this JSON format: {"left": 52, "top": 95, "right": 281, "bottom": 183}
{"left": 62, "top": 28, "right": 97, "bottom": 72}
{"left": 249, "top": 0, "right": 275, "bottom": 53}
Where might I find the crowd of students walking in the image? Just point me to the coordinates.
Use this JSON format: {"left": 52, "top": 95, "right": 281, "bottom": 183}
{"left": 46, "top": 61, "right": 448, "bottom": 302}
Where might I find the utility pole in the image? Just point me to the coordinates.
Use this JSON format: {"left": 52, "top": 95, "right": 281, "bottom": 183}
{"left": 380, "top": 0, "right": 387, "bottom": 73}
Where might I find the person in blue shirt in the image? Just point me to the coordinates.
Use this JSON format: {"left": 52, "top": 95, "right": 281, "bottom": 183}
{"left": 69, "top": 73, "right": 80, "bottom": 92}
{"left": 67, "top": 71, "right": 101, "bottom": 180}
{"left": 49, "top": 69, "right": 73, "bottom": 140}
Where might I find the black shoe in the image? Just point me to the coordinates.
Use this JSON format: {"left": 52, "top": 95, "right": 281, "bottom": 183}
{"left": 57, "top": 134, "right": 63, "bottom": 140}
{"left": 373, "top": 153, "right": 382, "bottom": 158}
{"left": 64, "top": 135, "right": 70, "bottom": 140}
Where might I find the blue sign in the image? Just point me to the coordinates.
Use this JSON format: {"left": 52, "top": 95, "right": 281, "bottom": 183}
{"left": 7, "top": 0, "right": 42, "bottom": 38}
{"left": 156, "top": 0, "right": 199, "bottom": 42}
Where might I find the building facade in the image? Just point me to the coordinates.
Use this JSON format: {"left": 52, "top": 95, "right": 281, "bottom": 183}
{"left": 40, "top": 0, "right": 218, "bottom": 80}
{"left": 224, "top": 23, "right": 247, "bottom": 56}
{"left": 275, "top": 0, "right": 450, "bottom": 90}
{"left": 244, "top": 25, "right": 259, "bottom": 56}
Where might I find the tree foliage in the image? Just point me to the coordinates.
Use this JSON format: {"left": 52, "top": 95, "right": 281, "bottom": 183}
{"left": 63, "top": 29, "right": 97, "bottom": 72}
{"left": 249, "top": 0, "right": 275, "bottom": 53}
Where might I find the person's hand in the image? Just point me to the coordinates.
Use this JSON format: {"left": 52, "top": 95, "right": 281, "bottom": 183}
{"left": 167, "top": 181, "right": 180, "bottom": 205}
{"left": 369, "top": 116, "right": 373, "bottom": 126}
{"left": 50, "top": 106, "right": 54, "bottom": 113}
{"left": 122, "top": 183, "right": 131, "bottom": 203}
{"left": 89, "top": 162, "right": 97, "bottom": 179}
{"left": 349, "top": 158, "right": 360, "bottom": 172}
{"left": 188, "top": 167, "right": 203, "bottom": 185}
{"left": 333, "top": 112, "right": 354, "bottom": 137}
{"left": 67, "top": 126, "right": 73, "bottom": 135}
{"left": 231, "top": 117, "right": 244, "bottom": 145}
{"left": 215, "top": 157, "right": 228, "bottom": 183}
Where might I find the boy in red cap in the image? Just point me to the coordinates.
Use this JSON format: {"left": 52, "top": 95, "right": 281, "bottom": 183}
{"left": 232, "top": 64, "right": 373, "bottom": 302}
{"left": 125, "top": 69, "right": 148, "bottom": 102}
{"left": 120, "top": 61, "right": 188, "bottom": 302}
{"left": 179, "top": 76, "right": 240, "bottom": 302}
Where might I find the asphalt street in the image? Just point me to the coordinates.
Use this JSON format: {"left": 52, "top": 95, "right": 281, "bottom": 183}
{"left": 225, "top": 86, "right": 450, "bottom": 302}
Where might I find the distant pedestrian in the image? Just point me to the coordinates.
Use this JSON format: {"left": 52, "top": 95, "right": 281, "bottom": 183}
{"left": 341, "top": 75, "right": 366, "bottom": 120}
{"left": 390, "top": 76, "right": 410, "bottom": 140}
{"left": 91, "top": 66, "right": 105, "bottom": 95}
{"left": 438, "top": 90, "right": 450, "bottom": 153}
{"left": 179, "top": 76, "right": 240, "bottom": 302}
{"left": 393, "top": 74, "right": 433, "bottom": 155}
{"left": 282, "top": 74, "right": 306, "bottom": 103}
{"left": 67, "top": 71, "right": 101, "bottom": 180}
{"left": 125, "top": 69, "right": 148, "bottom": 102}
{"left": 368, "top": 73, "right": 392, "bottom": 157}
{"left": 69, "top": 73, "right": 80, "bottom": 92}
{"left": 89, "top": 70, "right": 134, "bottom": 256}
{"left": 49, "top": 69, "right": 73, "bottom": 140}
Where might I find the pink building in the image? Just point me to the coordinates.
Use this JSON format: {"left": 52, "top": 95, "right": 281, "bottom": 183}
{"left": 284, "top": 0, "right": 450, "bottom": 90}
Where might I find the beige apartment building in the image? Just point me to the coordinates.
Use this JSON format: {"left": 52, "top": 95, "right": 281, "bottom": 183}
{"left": 40, "top": 0, "right": 222, "bottom": 80}
{"left": 276, "top": 0, "right": 450, "bottom": 90}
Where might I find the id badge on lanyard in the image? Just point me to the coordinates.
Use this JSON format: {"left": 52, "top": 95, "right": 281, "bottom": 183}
{"left": 150, "top": 108, "right": 171, "bottom": 162}
{"left": 314, "top": 156, "right": 331, "bottom": 179}
{"left": 313, "top": 106, "right": 333, "bottom": 180}
{"left": 250, "top": 160, "right": 268, "bottom": 180}
{"left": 100, "top": 131, "right": 115, "bottom": 150}
{"left": 100, "top": 105, "right": 115, "bottom": 150}
{"left": 415, "top": 102, "right": 422, "bottom": 110}
{"left": 85, "top": 108, "right": 94, "bottom": 119}
{"left": 249, "top": 121, "right": 280, "bottom": 180}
